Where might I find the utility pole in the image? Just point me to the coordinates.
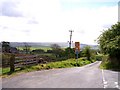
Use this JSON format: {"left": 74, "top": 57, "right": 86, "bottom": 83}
{"left": 69, "top": 30, "right": 74, "bottom": 48}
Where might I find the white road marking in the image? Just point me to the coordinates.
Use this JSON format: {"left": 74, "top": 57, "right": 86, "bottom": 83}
{"left": 115, "top": 85, "right": 119, "bottom": 88}
{"left": 102, "top": 69, "right": 105, "bottom": 81}
{"left": 103, "top": 81, "right": 107, "bottom": 85}
{"left": 114, "top": 82, "right": 120, "bottom": 89}
{"left": 104, "top": 84, "right": 108, "bottom": 88}
{"left": 102, "top": 70, "right": 120, "bottom": 89}
{"left": 114, "top": 82, "right": 118, "bottom": 85}
{"left": 102, "top": 69, "right": 108, "bottom": 88}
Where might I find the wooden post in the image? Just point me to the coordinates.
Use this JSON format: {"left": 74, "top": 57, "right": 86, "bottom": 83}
{"left": 10, "top": 54, "right": 15, "bottom": 72}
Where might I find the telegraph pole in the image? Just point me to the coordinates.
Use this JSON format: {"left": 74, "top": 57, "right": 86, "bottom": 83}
{"left": 69, "top": 30, "right": 74, "bottom": 48}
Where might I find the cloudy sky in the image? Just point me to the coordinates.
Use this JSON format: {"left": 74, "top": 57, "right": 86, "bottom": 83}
{"left": 0, "top": 0, "right": 119, "bottom": 45}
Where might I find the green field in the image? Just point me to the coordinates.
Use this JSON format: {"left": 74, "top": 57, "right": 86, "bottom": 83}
{"left": 17, "top": 46, "right": 66, "bottom": 52}
{"left": 17, "top": 46, "right": 52, "bottom": 52}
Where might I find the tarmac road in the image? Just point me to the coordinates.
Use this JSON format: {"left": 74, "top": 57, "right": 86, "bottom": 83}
{"left": 2, "top": 61, "right": 120, "bottom": 89}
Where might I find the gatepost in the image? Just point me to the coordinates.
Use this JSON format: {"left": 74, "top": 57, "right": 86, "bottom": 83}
{"left": 10, "top": 54, "right": 15, "bottom": 72}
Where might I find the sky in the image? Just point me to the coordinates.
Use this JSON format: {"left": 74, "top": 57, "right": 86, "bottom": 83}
{"left": 0, "top": 0, "right": 119, "bottom": 45}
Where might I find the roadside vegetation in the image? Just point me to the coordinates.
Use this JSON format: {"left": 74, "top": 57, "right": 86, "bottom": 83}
{"left": 97, "top": 22, "right": 120, "bottom": 71}
{"left": 1, "top": 41, "right": 98, "bottom": 77}
{"left": 99, "top": 55, "right": 120, "bottom": 71}
{"left": 2, "top": 58, "right": 95, "bottom": 77}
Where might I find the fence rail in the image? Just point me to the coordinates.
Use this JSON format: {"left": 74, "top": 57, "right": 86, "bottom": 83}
{"left": 2, "top": 53, "right": 53, "bottom": 72}
{"left": 14, "top": 55, "right": 44, "bottom": 68}
{"left": 8, "top": 54, "right": 45, "bottom": 72}
{"left": 14, "top": 59, "right": 38, "bottom": 68}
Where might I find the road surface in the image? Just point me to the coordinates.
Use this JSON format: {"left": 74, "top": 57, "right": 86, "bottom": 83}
{"left": 2, "top": 61, "right": 120, "bottom": 89}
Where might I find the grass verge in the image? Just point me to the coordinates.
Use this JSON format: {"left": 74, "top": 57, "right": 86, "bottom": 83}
{"left": 100, "top": 61, "right": 120, "bottom": 71}
{"left": 99, "top": 55, "right": 120, "bottom": 71}
{"left": 2, "top": 58, "right": 95, "bottom": 78}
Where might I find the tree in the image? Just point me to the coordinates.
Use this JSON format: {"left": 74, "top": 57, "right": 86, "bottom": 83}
{"left": 97, "top": 22, "right": 120, "bottom": 64}
{"left": 23, "top": 43, "right": 31, "bottom": 54}
{"left": 2, "top": 41, "right": 11, "bottom": 53}
{"left": 51, "top": 44, "right": 62, "bottom": 58}
{"left": 82, "top": 46, "right": 91, "bottom": 60}
{"left": 64, "top": 47, "right": 75, "bottom": 58}
{"left": 32, "top": 49, "right": 44, "bottom": 54}
{"left": 10, "top": 47, "right": 19, "bottom": 54}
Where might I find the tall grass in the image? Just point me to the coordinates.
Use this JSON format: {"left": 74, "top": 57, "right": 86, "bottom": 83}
{"left": 100, "top": 55, "right": 120, "bottom": 71}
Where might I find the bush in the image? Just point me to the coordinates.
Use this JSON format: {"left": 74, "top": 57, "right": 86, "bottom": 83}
{"left": 82, "top": 46, "right": 91, "bottom": 60}
{"left": 100, "top": 60, "right": 120, "bottom": 70}
{"left": 32, "top": 49, "right": 45, "bottom": 54}
{"left": 95, "top": 54, "right": 104, "bottom": 61}
{"left": 99, "top": 55, "right": 120, "bottom": 70}
{"left": 46, "top": 50, "right": 53, "bottom": 53}
{"left": 101, "top": 55, "right": 109, "bottom": 65}
{"left": 97, "top": 22, "right": 120, "bottom": 65}
{"left": 64, "top": 47, "right": 75, "bottom": 59}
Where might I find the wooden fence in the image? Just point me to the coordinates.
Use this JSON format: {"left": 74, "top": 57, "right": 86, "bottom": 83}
{"left": 10, "top": 54, "right": 45, "bottom": 72}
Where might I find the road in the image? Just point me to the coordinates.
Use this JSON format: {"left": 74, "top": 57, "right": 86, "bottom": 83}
{"left": 2, "top": 61, "right": 120, "bottom": 89}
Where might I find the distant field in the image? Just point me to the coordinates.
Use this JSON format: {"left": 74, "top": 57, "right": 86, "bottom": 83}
{"left": 17, "top": 46, "right": 66, "bottom": 52}
{"left": 17, "top": 46, "right": 52, "bottom": 52}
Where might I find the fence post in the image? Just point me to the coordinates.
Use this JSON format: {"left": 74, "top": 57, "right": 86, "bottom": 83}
{"left": 10, "top": 54, "right": 15, "bottom": 72}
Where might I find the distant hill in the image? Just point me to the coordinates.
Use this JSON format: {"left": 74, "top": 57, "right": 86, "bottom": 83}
{"left": 9, "top": 42, "right": 99, "bottom": 50}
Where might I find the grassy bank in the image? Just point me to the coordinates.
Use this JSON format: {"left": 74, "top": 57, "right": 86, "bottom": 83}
{"left": 100, "top": 61, "right": 120, "bottom": 71}
{"left": 2, "top": 58, "right": 96, "bottom": 77}
{"left": 99, "top": 55, "right": 120, "bottom": 71}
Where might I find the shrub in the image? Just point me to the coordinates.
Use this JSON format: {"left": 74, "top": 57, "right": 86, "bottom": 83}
{"left": 32, "top": 49, "right": 45, "bottom": 54}
{"left": 64, "top": 47, "right": 75, "bottom": 59}
{"left": 95, "top": 54, "right": 104, "bottom": 61}
{"left": 82, "top": 46, "right": 91, "bottom": 60}
{"left": 97, "top": 22, "right": 120, "bottom": 65}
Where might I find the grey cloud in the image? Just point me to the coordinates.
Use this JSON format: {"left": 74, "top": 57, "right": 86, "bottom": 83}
{"left": 1, "top": 0, "right": 23, "bottom": 17}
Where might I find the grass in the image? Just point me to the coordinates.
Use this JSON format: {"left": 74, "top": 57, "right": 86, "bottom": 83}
{"left": 99, "top": 55, "right": 120, "bottom": 71}
{"left": 38, "top": 53, "right": 54, "bottom": 57}
{"left": 45, "top": 58, "right": 91, "bottom": 69}
{"left": 2, "top": 58, "right": 95, "bottom": 78}
{"left": 17, "top": 46, "right": 65, "bottom": 52}
{"left": 17, "top": 46, "right": 52, "bottom": 52}
{"left": 100, "top": 61, "right": 120, "bottom": 71}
